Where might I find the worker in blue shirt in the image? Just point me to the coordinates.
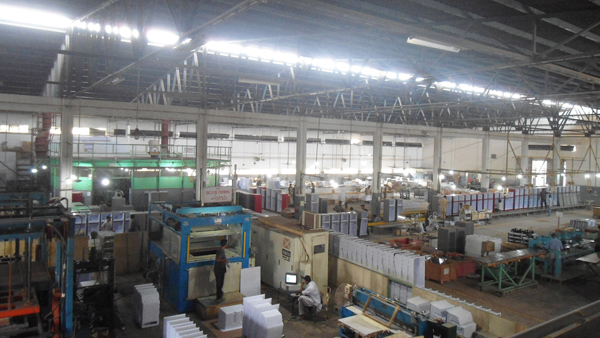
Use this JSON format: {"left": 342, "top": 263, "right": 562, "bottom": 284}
{"left": 545, "top": 233, "right": 563, "bottom": 275}
{"left": 546, "top": 233, "right": 563, "bottom": 251}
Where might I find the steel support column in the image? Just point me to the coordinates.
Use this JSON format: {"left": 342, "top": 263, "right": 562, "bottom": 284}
{"left": 433, "top": 131, "right": 442, "bottom": 192}
{"left": 59, "top": 105, "right": 74, "bottom": 207}
{"left": 481, "top": 134, "right": 490, "bottom": 190}
{"left": 295, "top": 120, "right": 307, "bottom": 196}
{"left": 552, "top": 137, "right": 561, "bottom": 186}
{"left": 372, "top": 125, "right": 383, "bottom": 193}
{"left": 521, "top": 137, "right": 529, "bottom": 185}
{"left": 195, "top": 113, "right": 208, "bottom": 204}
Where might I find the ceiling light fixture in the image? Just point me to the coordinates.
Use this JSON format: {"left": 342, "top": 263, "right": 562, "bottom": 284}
{"left": 0, "top": 5, "right": 73, "bottom": 33}
{"left": 407, "top": 37, "right": 461, "bottom": 53}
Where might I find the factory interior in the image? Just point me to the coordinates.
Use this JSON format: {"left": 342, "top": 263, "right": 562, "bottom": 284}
{"left": 4, "top": 0, "right": 600, "bottom": 337}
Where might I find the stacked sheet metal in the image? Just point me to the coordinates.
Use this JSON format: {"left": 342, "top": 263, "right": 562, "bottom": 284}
{"left": 163, "top": 314, "right": 206, "bottom": 338}
{"left": 242, "top": 295, "right": 283, "bottom": 338}
{"left": 134, "top": 283, "right": 160, "bottom": 329}
{"left": 465, "top": 234, "right": 502, "bottom": 257}
{"left": 570, "top": 219, "right": 596, "bottom": 230}
{"left": 329, "top": 232, "right": 426, "bottom": 287}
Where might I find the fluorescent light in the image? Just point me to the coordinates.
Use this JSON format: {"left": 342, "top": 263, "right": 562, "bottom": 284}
{"left": 517, "top": 174, "right": 523, "bottom": 179}
{"left": 88, "top": 174, "right": 93, "bottom": 178}
{"left": 70, "top": 174, "right": 77, "bottom": 180}
{"left": 101, "top": 178, "right": 110, "bottom": 186}
{"left": 41, "top": 165, "right": 47, "bottom": 170}
{"left": 439, "top": 174, "right": 445, "bottom": 180}
{"left": 449, "top": 170, "right": 454, "bottom": 175}
{"left": 65, "top": 178, "right": 72, "bottom": 184}
{"left": 407, "top": 37, "right": 461, "bottom": 53}
{"left": 501, "top": 176, "right": 506, "bottom": 181}
{"left": 147, "top": 29, "right": 179, "bottom": 46}
{"left": 0, "top": 5, "right": 73, "bottom": 33}
{"left": 497, "top": 185, "right": 503, "bottom": 190}
{"left": 31, "top": 168, "right": 38, "bottom": 173}
{"left": 585, "top": 174, "right": 590, "bottom": 179}
{"left": 119, "top": 26, "right": 131, "bottom": 39}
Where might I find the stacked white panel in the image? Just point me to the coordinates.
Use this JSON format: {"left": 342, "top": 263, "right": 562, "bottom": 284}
{"left": 134, "top": 284, "right": 160, "bottom": 328}
{"left": 163, "top": 315, "right": 206, "bottom": 338}
{"left": 242, "top": 295, "right": 284, "bottom": 338}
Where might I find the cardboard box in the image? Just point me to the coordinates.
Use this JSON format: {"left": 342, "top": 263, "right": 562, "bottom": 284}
{"left": 482, "top": 241, "right": 495, "bottom": 253}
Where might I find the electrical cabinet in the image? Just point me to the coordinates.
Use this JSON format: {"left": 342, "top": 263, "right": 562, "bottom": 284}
{"left": 252, "top": 223, "right": 329, "bottom": 291}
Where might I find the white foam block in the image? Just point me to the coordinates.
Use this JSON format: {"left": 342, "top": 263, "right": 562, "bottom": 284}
{"left": 217, "top": 304, "right": 244, "bottom": 332}
{"left": 240, "top": 267, "right": 261, "bottom": 297}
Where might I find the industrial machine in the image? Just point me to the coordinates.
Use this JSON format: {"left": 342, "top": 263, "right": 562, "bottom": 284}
{"left": 338, "top": 286, "right": 458, "bottom": 338}
{"left": 148, "top": 202, "right": 251, "bottom": 312}
{"left": 252, "top": 218, "right": 329, "bottom": 292}
{"left": 0, "top": 205, "right": 78, "bottom": 337}
{"left": 529, "top": 229, "right": 594, "bottom": 276}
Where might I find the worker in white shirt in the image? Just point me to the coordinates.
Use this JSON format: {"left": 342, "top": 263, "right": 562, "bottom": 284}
{"left": 101, "top": 215, "right": 113, "bottom": 231}
{"left": 298, "top": 275, "right": 322, "bottom": 319}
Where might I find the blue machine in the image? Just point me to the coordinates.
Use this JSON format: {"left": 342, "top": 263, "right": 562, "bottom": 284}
{"left": 0, "top": 210, "right": 75, "bottom": 337}
{"left": 528, "top": 229, "right": 594, "bottom": 276}
{"left": 339, "top": 287, "right": 430, "bottom": 337}
{"left": 148, "top": 203, "right": 252, "bottom": 312}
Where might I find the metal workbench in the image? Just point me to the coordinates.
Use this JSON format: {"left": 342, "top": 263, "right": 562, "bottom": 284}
{"left": 473, "top": 248, "right": 544, "bottom": 296}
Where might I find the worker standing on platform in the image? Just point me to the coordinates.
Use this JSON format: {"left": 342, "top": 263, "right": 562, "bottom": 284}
{"left": 540, "top": 188, "right": 548, "bottom": 209}
{"left": 440, "top": 196, "right": 448, "bottom": 220}
{"left": 298, "top": 275, "right": 321, "bottom": 320}
{"left": 214, "top": 239, "right": 229, "bottom": 301}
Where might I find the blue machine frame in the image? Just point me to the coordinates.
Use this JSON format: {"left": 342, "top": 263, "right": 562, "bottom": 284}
{"left": 339, "top": 287, "right": 429, "bottom": 337}
{"left": 148, "top": 203, "right": 251, "bottom": 312}
{"left": 528, "top": 229, "right": 593, "bottom": 276}
{"left": 0, "top": 214, "right": 75, "bottom": 337}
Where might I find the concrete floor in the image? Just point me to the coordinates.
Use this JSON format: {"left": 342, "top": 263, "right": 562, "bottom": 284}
{"left": 113, "top": 274, "right": 341, "bottom": 338}
{"left": 112, "top": 206, "right": 600, "bottom": 338}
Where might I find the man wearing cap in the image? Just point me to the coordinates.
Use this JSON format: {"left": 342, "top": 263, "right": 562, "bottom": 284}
{"left": 298, "top": 275, "right": 321, "bottom": 319}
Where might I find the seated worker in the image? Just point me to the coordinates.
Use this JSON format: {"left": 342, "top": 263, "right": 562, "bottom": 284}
{"left": 298, "top": 275, "right": 321, "bottom": 320}
{"left": 333, "top": 201, "right": 345, "bottom": 212}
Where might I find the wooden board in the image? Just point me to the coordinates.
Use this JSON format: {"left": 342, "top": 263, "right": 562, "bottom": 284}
{"left": 114, "top": 232, "right": 143, "bottom": 275}
{"left": 328, "top": 255, "right": 389, "bottom": 297}
{"left": 74, "top": 236, "right": 88, "bottom": 262}
{"left": 412, "top": 287, "right": 527, "bottom": 337}
{"left": 339, "top": 314, "right": 390, "bottom": 337}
